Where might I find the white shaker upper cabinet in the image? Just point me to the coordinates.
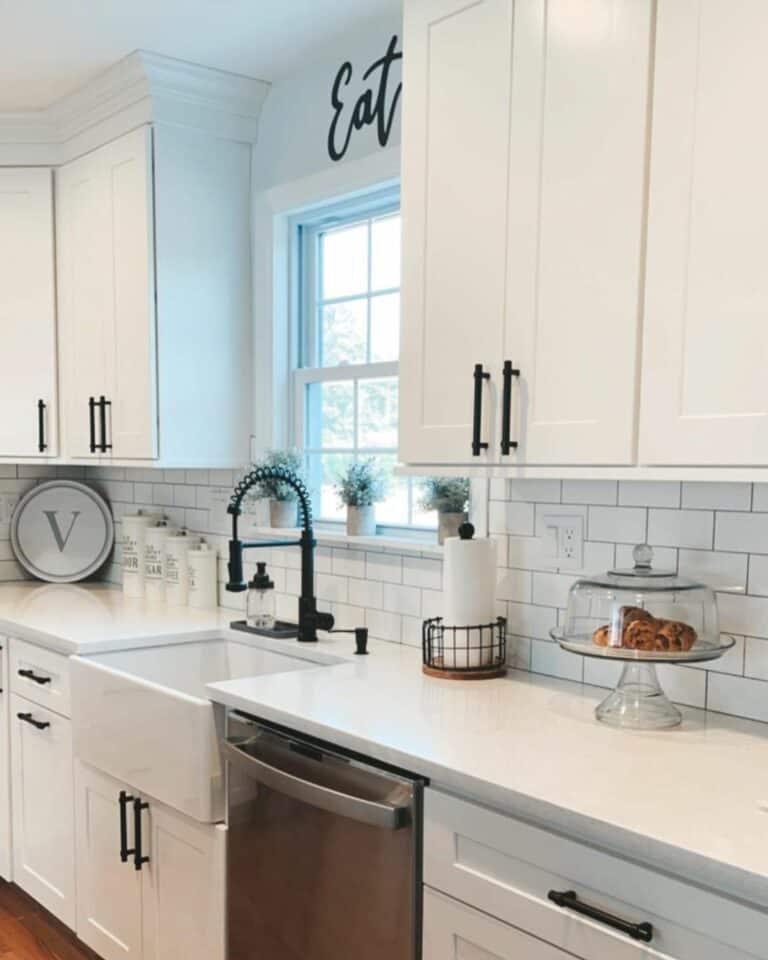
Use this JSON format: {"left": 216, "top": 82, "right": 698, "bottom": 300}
{"left": 399, "top": 0, "right": 513, "bottom": 464}
{"left": 0, "top": 169, "right": 57, "bottom": 458}
{"left": 400, "top": 0, "right": 652, "bottom": 466}
{"left": 640, "top": 0, "right": 768, "bottom": 465}
{"left": 57, "top": 127, "right": 156, "bottom": 460}
{"left": 504, "top": 0, "right": 651, "bottom": 465}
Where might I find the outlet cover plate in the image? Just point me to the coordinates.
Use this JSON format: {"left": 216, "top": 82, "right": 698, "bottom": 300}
{"left": 541, "top": 514, "right": 584, "bottom": 570}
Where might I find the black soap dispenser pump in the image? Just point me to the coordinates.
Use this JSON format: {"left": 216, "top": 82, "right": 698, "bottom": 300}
{"left": 246, "top": 562, "right": 275, "bottom": 630}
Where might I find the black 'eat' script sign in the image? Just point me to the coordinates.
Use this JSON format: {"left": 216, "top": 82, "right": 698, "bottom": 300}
{"left": 327, "top": 34, "right": 402, "bottom": 162}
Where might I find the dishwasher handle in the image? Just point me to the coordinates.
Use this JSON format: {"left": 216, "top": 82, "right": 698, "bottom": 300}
{"left": 224, "top": 739, "right": 409, "bottom": 831}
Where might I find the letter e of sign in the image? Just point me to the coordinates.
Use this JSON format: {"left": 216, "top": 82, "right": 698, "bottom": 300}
{"left": 43, "top": 510, "right": 82, "bottom": 552}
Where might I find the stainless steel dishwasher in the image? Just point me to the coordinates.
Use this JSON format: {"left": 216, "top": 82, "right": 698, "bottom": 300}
{"left": 224, "top": 713, "right": 424, "bottom": 960}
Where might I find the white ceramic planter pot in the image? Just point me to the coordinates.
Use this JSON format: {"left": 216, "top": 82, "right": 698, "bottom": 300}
{"left": 347, "top": 505, "right": 377, "bottom": 537}
{"left": 270, "top": 499, "right": 297, "bottom": 528}
{"left": 438, "top": 511, "right": 465, "bottom": 545}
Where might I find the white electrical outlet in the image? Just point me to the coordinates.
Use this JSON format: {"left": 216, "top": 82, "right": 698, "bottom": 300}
{"left": 541, "top": 514, "right": 584, "bottom": 570}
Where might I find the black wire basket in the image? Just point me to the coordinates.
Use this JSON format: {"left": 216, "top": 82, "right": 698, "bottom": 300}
{"left": 422, "top": 616, "right": 507, "bottom": 680}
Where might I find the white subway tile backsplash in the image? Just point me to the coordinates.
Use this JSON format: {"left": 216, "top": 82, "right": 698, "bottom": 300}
{"left": 589, "top": 506, "right": 646, "bottom": 543}
{"left": 531, "top": 640, "right": 583, "bottom": 682}
{"left": 367, "top": 609, "right": 401, "bottom": 643}
{"left": 383, "top": 583, "right": 421, "bottom": 618}
{"left": 744, "top": 637, "right": 768, "bottom": 681}
{"left": 618, "top": 481, "right": 680, "bottom": 508}
{"left": 748, "top": 555, "right": 768, "bottom": 597}
{"left": 677, "top": 549, "right": 748, "bottom": 592}
{"left": 331, "top": 548, "right": 366, "bottom": 579}
{"left": 496, "top": 568, "right": 532, "bottom": 603}
{"left": 708, "top": 673, "right": 768, "bottom": 723}
{"left": 508, "top": 479, "right": 561, "bottom": 503}
{"left": 715, "top": 512, "right": 768, "bottom": 554}
{"left": 531, "top": 572, "right": 576, "bottom": 609}
{"left": 681, "top": 482, "right": 752, "bottom": 512}
{"left": 0, "top": 461, "right": 759, "bottom": 727}
{"left": 403, "top": 556, "right": 442, "bottom": 591}
{"left": 562, "top": 480, "right": 617, "bottom": 506}
{"left": 648, "top": 509, "right": 713, "bottom": 549}
{"left": 365, "top": 552, "right": 402, "bottom": 583}
{"left": 348, "top": 578, "right": 384, "bottom": 609}
{"left": 753, "top": 485, "right": 768, "bottom": 511}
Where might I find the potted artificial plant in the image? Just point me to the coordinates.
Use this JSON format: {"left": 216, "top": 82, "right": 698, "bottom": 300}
{"left": 251, "top": 449, "right": 305, "bottom": 528}
{"left": 335, "top": 459, "right": 386, "bottom": 537}
{"left": 419, "top": 477, "right": 470, "bottom": 544}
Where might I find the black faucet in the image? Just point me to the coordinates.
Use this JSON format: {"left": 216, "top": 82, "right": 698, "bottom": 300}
{"left": 225, "top": 466, "right": 335, "bottom": 643}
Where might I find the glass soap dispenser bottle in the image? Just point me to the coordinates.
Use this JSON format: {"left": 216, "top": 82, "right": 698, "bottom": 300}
{"left": 247, "top": 562, "right": 275, "bottom": 630}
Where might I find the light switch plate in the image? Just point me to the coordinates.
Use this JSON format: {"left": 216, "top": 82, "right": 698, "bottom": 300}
{"left": 541, "top": 514, "right": 584, "bottom": 570}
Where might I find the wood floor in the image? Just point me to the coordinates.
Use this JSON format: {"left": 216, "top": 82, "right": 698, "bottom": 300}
{"left": 0, "top": 882, "right": 99, "bottom": 960}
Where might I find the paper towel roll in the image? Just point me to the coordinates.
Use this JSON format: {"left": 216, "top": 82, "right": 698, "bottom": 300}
{"left": 122, "top": 512, "right": 163, "bottom": 598}
{"left": 164, "top": 531, "right": 192, "bottom": 606}
{"left": 144, "top": 522, "right": 176, "bottom": 604}
{"left": 441, "top": 527, "right": 497, "bottom": 667}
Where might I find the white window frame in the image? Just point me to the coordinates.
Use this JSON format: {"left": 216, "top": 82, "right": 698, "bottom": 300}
{"left": 290, "top": 188, "right": 436, "bottom": 536}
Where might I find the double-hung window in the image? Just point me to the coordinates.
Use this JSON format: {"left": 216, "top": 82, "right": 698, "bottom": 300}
{"left": 293, "top": 189, "right": 435, "bottom": 533}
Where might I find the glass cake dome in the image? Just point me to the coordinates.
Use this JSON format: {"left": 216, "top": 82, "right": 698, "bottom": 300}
{"left": 552, "top": 545, "right": 733, "bottom": 729}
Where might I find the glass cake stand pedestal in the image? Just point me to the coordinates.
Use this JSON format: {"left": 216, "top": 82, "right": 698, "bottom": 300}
{"left": 552, "top": 631, "right": 736, "bottom": 730}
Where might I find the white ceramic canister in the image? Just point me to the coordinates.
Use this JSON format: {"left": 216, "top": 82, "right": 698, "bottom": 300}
{"left": 187, "top": 541, "right": 218, "bottom": 609}
{"left": 144, "top": 522, "right": 176, "bottom": 603}
{"left": 164, "top": 530, "right": 192, "bottom": 606}
{"left": 122, "top": 511, "right": 163, "bottom": 598}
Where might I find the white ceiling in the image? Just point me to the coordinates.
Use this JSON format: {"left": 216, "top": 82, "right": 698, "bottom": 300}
{"left": 0, "top": 0, "right": 401, "bottom": 112}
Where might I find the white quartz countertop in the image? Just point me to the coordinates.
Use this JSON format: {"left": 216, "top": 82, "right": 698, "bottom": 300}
{"left": 207, "top": 642, "right": 768, "bottom": 911}
{"left": 0, "top": 582, "right": 231, "bottom": 654}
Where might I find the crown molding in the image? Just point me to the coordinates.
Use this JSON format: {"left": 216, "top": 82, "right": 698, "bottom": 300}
{"left": 0, "top": 50, "right": 270, "bottom": 165}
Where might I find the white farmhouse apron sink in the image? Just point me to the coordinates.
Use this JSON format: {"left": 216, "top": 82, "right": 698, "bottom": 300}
{"left": 70, "top": 636, "right": 333, "bottom": 822}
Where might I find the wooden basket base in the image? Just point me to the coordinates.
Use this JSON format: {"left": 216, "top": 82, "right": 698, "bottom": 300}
{"left": 422, "top": 658, "right": 507, "bottom": 681}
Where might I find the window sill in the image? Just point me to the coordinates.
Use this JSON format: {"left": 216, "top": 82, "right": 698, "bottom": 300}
{"left": 247, "top": 525, "right": 443, "bottom": 558}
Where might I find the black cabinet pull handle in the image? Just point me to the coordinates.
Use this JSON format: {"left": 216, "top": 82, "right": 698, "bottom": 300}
{"left": 119, "top": 791, "right": 135, "bottom": 863}
{"left": 17, "top": 712, "right": 50, "bottom": 731}
{"left": 471, "top": 363, "right": 491, "bottom": 456}
{"left": 548, "top": 890, "right": 653, "bottom": 943}
{"left": 89, "top": 397, "right": 97, "bottom": 453}
{"left": 37, "top": 399, "right": 47, "bottom": 453}
{"left": 133, "top": 798, "right": 150, "bottom": 870}
{"left": 500, "top": 360, "right": 521, "bottom": 455}
{"left": 17, "top": 668, "right": 52, "bottom": 685}
{"left": 98, "top": 396, "right": 112, "bottom": 452}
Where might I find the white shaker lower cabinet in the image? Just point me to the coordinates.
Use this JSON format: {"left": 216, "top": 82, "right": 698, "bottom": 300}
{"left": 400, "top": 0, "right": 652, "bottom": 467}
{"left": 639, "top": 0, "right": 768, "bottom": 466}
{"left": 10, "top": 693, "right": 75, "bottom": 928}
{"left": 75, "top": 762, "right": 226, "bottom": 960}
{"left": 56, "top": 123, "right": 252, "bottom": 467}
{"left": 424, "top": 789, "right": 766, "bottom": 960}
{"left": 0, "top": 168, "right": 58, "bottom": 459}
{"left": 0, "top": 639, "right": 10, "bottom": 881}
{"left": 424, "top": 888, "right": 575, "bottom": 960}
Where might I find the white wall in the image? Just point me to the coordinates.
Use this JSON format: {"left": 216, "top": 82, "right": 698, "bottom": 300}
{"left": 249, "top": 7, "right": 403, "bottom": 453}
{"left": 252, "top": 8, "right": 403, "bottom": 191}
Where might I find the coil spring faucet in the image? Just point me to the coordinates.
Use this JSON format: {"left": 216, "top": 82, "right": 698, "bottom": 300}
{"left": 225, "top": 466, "right": 334, "bottom": 643}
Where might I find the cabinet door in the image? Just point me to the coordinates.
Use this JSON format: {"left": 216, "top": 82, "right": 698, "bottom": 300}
{"left": 57, "top": 146, "right": 110, "bottom": 459}
{"left": 424, "top": 888, "right": 578, "bottom": 960}
{"left": 0, "top": 640, "right": 10, "bottom": 881}
{"left": 75, "top": 762, "right": 143, "bottom": 960}
{"left": 640, "top": 0, "right": 768, "bottom": 464}
{"left": 504, "top": 0, "right": 652, "bottom": 464}
{"left": 101, "top": 127, "right": 158, "bottom": 460}
{"left": 0, "top": 169, "right": 58, "bottom": 457}
{"left": 399, "top": 0, "right": 513, "bottom": 464}
{"left": 10, "top": 693, "right": 75, "bottom": 928}
{"left": 57, "top": 126, "right": 157, "bottom": 461}
{"left": 141, "top": 798, "right": 226, "bottom": 960}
